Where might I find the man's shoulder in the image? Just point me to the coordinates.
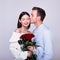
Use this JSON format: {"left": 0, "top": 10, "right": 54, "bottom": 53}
{"left": 40, "top": 24, "right": 52, "bottom": 35}
{"left": 43, "top": 26, "right": 52, "bottom": 36}
{"left": 43, "top": 24, "right": 50, "bottom": 31}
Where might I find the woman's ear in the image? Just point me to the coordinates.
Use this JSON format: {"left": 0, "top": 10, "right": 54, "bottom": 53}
{"left": 19, "top": 19, "right": 21, "bottom": 23}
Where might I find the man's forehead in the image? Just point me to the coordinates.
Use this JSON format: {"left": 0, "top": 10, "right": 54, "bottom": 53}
{"left": 32, "top": 10, "right": 37, "bottom": 14}
{"left": 32, "top": 10, "right": 37, "bottom": 12}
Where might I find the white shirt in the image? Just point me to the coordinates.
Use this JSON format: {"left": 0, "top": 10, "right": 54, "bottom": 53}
{"left": 32, "top": 24, "right": 53, "bottom": 60}
{"left": 9, "top": 32, "right": 28, "bottom": 60}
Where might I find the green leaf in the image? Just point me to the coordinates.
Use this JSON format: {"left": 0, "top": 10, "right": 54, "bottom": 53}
{"left": 18, "top": 40, "right": 23, "bottom": 45}
{"left": 25, "top": 54, "right": 37, "bottom": 60}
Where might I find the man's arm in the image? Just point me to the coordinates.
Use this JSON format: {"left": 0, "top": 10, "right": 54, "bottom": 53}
{"left": 43, "top": 30, "right": 53, "bottom": 60}
{"left": 27, "top": 30, "right": 53, "bottom": 60}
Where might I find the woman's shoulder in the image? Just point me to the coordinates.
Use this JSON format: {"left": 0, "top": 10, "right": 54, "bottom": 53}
{"left": 9, "top": 28, "right": 21, "bottom": 42}
{"left": 14, "top": 28, "right": 21, "bottom": 33}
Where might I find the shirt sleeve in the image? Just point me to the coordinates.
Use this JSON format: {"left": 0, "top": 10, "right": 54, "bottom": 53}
{"left": 33, "top": 30, "right": 53, "bottom": 60}
{"left": 9, "top": 44, "right": 28, "bottom": 59}
{"left": 33, "top": 36, "right": 44, "bottom": 59}
{"left": 9, "top": 32, "right": 28, "bottom": 59}
{"left": 43, "top": 30, "right": 53, "bottom": 60}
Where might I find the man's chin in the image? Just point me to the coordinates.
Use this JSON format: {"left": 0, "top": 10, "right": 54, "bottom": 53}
{"left": 31, "top": 22, "right": 34, "bottom": 24}
{"left": 31, "top": 22, "right": 36, "bottom": 24}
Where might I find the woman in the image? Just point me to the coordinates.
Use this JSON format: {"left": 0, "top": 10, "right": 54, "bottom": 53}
{"left": 9, "top": 12, "right": 32, "bottom": 60}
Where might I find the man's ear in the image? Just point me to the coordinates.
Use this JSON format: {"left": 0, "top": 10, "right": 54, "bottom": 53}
{"left": 37, "top": 16, "right": 41, "bottom": 20}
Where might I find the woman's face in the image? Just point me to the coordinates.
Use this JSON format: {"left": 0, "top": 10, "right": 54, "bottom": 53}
{"left": 19, "top": 14, "right": 30, "bottom": 28}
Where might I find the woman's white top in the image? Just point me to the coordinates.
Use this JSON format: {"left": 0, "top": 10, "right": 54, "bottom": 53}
{"left": 9, "top": 32, "right": 28, "bottom": 60}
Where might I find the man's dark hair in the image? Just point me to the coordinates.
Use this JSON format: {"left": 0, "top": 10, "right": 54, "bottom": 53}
{"left": 32, "top": 7, "right": 46, "bottom": 21}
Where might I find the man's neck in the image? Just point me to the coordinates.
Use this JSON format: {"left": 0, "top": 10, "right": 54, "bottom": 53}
{"left": 34, "top": 21, "right": 43, "bottom": 28}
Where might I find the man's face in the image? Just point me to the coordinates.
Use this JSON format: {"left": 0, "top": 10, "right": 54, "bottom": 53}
{"left": 30, "top": 10, "right": 38, "bottom": 24}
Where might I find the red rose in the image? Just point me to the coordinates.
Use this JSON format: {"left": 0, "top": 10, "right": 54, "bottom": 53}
{"left": 20, "top": 33, "right": 35, "bottom": 41}
{"left": 18, "top": 33, "right": 37, "bottom": 60}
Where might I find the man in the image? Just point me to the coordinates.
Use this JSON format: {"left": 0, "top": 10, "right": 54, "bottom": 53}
{"left": 28, "top": 7, "right": 53, "bottom": 60}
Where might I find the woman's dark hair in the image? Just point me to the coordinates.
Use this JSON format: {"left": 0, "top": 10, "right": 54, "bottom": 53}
{"left": 32, "top": 7, "right": 46, "bottom": 21}
{"left": 17, "top": 12, "right": 30, "bottom": 29}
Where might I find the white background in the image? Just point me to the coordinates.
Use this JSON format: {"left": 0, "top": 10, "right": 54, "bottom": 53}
{"left": 0, "top": 0, "right": 60, "bottom": 60}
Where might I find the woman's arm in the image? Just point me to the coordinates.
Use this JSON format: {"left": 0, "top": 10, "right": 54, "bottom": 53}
{"left": 9, "top": 43, "right": 28, "bottom": 59}
{"left": 9, "top": 32, "right": 28, "bottom": 59}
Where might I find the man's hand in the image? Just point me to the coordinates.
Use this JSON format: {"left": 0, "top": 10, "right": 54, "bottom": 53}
{"left": 27, "top": 46, "right": 34, "bottom": 52}
{"left": 27, "top": 51, "right": 32, "bottom": 57}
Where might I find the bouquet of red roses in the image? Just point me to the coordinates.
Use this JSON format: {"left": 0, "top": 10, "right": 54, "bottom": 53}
{"left": 18, "top": 33, "right": 37, "bottom": 60}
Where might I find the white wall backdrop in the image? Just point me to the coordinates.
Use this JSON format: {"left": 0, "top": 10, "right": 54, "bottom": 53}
{"left": 0, "top": 0, "right": 60, "bottom": 60}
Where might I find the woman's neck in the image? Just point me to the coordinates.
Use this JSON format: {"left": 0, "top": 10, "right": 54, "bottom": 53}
{"left": 19, "top": 27, "right": 28, "bottom": 33}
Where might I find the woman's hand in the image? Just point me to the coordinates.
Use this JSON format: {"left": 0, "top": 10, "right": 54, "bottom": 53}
{"left": 27, "top": 46, "right": 34, "bottom": 52}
